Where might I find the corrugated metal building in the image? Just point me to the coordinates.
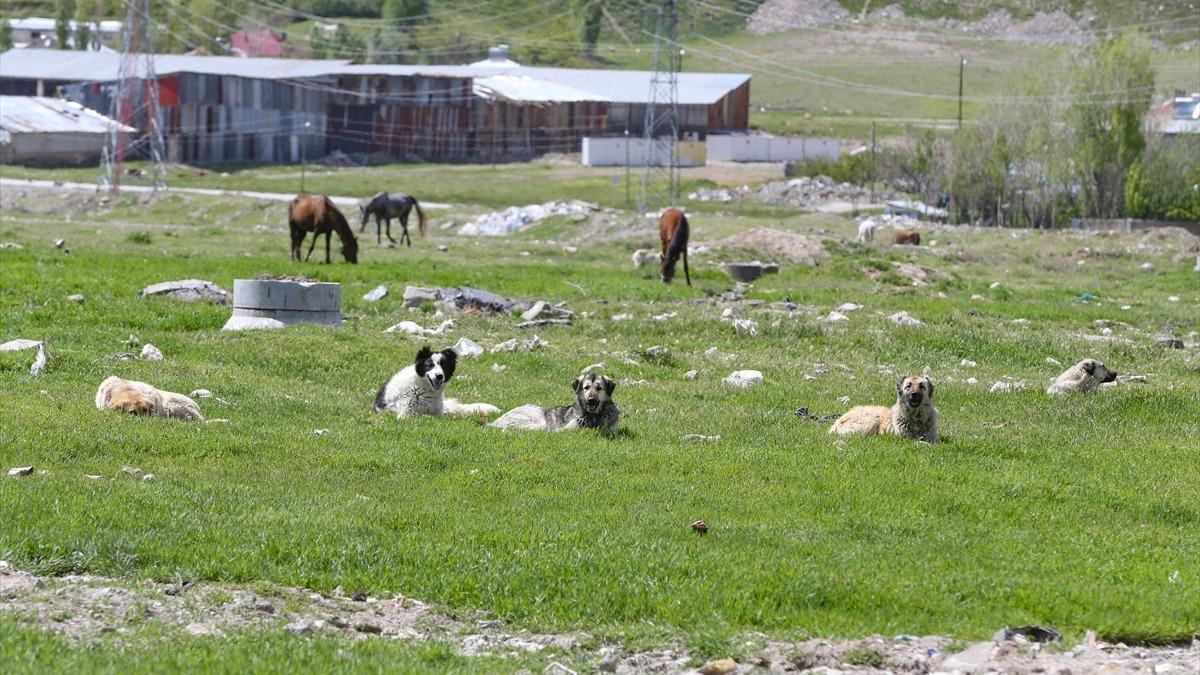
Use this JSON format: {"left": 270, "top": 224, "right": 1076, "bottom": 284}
{"left": 0, "top": 95, "right": 134, "bottom": 164}
{"left": 0, "top": 47, "right": 750, "bottom": 163}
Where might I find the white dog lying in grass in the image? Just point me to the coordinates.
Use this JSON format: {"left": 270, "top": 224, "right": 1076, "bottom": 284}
{"left": 373, "top": 346, "right": 499, "bottom": 419}
{"left": 1046, "top": 358, "right": 1117, "bottom": 395}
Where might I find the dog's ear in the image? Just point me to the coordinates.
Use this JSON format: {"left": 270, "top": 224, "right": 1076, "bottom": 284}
{"left": 572, "top": 376, "right": 584, "bottom": 393}
{"left": 924, "top": 376, "right": 935, "bottom": 399}
{"left": 439, "top": 348, "right": 458, "bottom": 378}
{"left": 414, "top": 346, "right": 433, "bottom": 374}
{"left": 1082, "top": 359, "right": 1096, "bottom": 375}
{"left": 602, "top": 375, "right": 616, "bottom": 397}
{"left": 896, "top": 376, "right": 906, "bottom": 398}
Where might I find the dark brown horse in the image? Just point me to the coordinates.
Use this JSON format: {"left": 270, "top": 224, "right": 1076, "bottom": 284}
{"left": 289, "top": 195, "right": 359, "bottom": 264}
{"left": 359, "top": 192, "right": 427, "bottom": 246}
{"left": 659, "top": 207, "right": 690, "bottom": 285}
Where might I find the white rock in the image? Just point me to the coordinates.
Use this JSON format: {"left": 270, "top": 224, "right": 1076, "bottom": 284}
{"left": 889, "top": 311, "right": 922, "bottom": 326}
{"left": 1045, "top": 357, "right": 1062, "bottom": 367}
{"left": 0, "top": 338, "right": 47, "bottom": 376}
{"left": 490, "top": 363, "right": 507, "bottom": 373}
{"left": 960, "top": 359, "right": 977, "bottom": 367}
{"left": 1011, "top": 318, "right": 1031, "bottom": 326}
{"left": 582, "top": 363, "right": 606, "bottom": 374}
{"left": 523, "top": 335, "right": 546, "bottom": 351}
{"left": 724, "top": 370, "right": 763, "bottom": 388}
{"left": 186, "top": 622, "right": 224, "bottom": 637}
{"left": 645, "top": 346, "right": 669, "bottom": 359}
{"left": 971, "top": 294, "right": 985, "bottom": 300}
{"left": 139, "top": 344, "right": 164, "bottom": 361}
{"left": 1100, "top": 327, "right": 1113, "bottom": 335}
{"left": 1140, "top": 262, "right": 1154, "bottom": 271}
{"left": 836, "top": 395, "right": 851, "bottom": 404}
{"left": 67, "top": 293, "right": 84, "bottom": 302}
{"left": 491, "top": 339, "right": 519, "bottom": 352}
{"left": 8, "top": 466, "right": 34, "bottom": 477}
{"left": 989, "top": 282, "right": 1001, "bottom": 289}
{"left": 820, "top": 311, "right": 849, "bottom": 323}
{"left": 989, "top": 380, "right": 1028, "bottom": 393}
{"left": 652, "top": 311, "right": 677, "bottom": 321}
{"left": 836, "top": 302, "right": 862, "bottom": 312}
{"left": 684, "top": 370, "right": 699, "bottom": 380}
{"left": 721, "top": 307, "right": 740, "bottom": 320}
{"left": 966, "top": 377, "right": 978, "bottom": 384}
{"left": 452, "top": 337, "right": 484, "bottom": 358}
{"left": 363, "top": 285, "right": 388, "bottom": 302}
{"left": 383, "top": 321, "right": 427, "bottom": 335}
{"left": 562, "top": 246, "right": 578, "bottom": 254}
{"left": 705, "top": 347, "right": 720, "bottom": 358}
{"left": 436, "top": 245, "right": 448, "bottom": 252}
{"left": 681, "top": 434, "right": 721, "bottom": 442}
{"left": 141, "top": 473, "right": 155, "bottom": 481}
{"left": 611, "top": 313, "right": 633, "bottom": 322}
{"left": 313, "top": 429, "right": 330, "bottom": 436}
{"left": 733, "top": 318, "right": 759, "bottom": 335}
{"left": 1167, "top": 295, "right": 1180, "bottom": 302}
{"left": 190, "top": 389, "right": 213, "bottom": 398}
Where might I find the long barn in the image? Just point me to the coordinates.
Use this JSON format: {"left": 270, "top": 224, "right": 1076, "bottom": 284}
{"left": 0, "top": 47, "right": 750, "bottom": 164}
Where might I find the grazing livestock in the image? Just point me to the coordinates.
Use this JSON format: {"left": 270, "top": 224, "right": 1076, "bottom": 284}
{"left": 892, "top": 227, "right": 921, "bottom": 246}
{"left": 289, "top": 195, "right": 359, "bottom": 264}
{"left": 659, "top": 208, "right": 691, "bottom": 285}
{"left": 359, "top": 192, "right": 427, "bottom": 246}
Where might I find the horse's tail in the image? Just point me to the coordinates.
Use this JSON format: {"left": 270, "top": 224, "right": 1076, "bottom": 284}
{"left": 412, "top": 197, "right": 427, "bottom": 237}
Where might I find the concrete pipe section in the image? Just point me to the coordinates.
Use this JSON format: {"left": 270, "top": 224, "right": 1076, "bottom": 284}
{"left": 221, "top": 279, "right": 341, "bottom": 331}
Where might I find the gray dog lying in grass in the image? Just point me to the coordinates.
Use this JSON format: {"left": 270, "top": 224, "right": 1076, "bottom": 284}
{"left": 491, "top": 373, "right": 619, "bottom": 434}
{"left": 1046, "top": 358, "right": 1117, "bottom": 395}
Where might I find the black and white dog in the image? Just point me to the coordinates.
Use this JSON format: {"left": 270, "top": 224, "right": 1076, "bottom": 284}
{"left": 373, "top": 346, "right": 498, "bottom": 419}
{"left": 491, "top": 373, "right": 619, "bottom": 434}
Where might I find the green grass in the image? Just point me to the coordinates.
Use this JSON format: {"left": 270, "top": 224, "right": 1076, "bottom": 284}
{"left": 1, "top": 167, "right": 1198, "bottom": 669}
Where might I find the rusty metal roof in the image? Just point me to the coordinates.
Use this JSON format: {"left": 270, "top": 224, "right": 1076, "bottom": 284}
{"left": 0, "top": 95, "right": 133, "bottom": 133}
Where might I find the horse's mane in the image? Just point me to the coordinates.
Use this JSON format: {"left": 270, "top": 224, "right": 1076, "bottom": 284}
{"left": 666, "top": 212, "right": 688, "bottom": 262}
{"left": 323, "top": 197, "right": 356, "bottom": 245}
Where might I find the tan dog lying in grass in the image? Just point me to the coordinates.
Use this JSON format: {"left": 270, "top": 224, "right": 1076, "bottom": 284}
{"left": 829, "top": 375, "right": 939, "bottom": 443}
{"left": 1046, "top": 358, "right": 1117, "bottom": 395}
{"left": 96, "top": 376, "right": 204, "bottom": 421}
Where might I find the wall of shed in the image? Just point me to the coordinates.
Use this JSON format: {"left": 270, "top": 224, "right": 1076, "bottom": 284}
{"left": 0, "top": 131, "right": 107, "bottom": 165}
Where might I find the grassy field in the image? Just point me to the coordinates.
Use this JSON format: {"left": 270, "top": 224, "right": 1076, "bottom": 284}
{"left": 1, "top": 161, "right": 1198, "bottom": 671}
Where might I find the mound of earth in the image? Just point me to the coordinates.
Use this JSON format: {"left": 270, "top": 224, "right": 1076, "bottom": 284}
{"left": 705, "top": 227, "right": 828, "bottom": 265}
{"left": 747, "top": 0, "right": 848, "bottom": 35}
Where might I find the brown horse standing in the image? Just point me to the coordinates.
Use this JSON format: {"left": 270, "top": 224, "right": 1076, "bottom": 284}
{"left": 289, "top": 195, "right": 359, "bottom": 264}
{"left": 658, "top": 208, "right": 691, "bottom": 286}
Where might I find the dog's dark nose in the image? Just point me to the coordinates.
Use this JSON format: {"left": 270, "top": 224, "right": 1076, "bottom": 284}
{"left": 1104, "top": 371, "right": 1118, "bottom": 382}
{"left": 907, "top": 392, "right": 923, "bottom": 406}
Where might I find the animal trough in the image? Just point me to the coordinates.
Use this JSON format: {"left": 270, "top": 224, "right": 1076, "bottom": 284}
{"left": 723, "top": 261, "right": 780, "bottom": 283}
{"left": 221, "top": 279, "right": 341, "bottom": 331}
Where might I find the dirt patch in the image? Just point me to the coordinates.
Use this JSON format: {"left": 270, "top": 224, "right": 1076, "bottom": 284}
{"left": 1, "top": 562, "right": 1196, "bottom": 672}
{"left": 747, "top": 0, "right": 849, "bottom": 35}
{"left": 704, "top": 227, "right": 829, "bottom": 266}
{"left": 862, "top": 261, "right": 951, "bottom": 287}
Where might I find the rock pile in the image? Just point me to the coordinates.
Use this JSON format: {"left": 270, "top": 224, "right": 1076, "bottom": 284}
{"left": 459, "top": 200, "right": 599, "bottom": 236}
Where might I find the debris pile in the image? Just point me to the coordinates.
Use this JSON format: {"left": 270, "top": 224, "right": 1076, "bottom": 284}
{"left": 458, "top": 200, "right": 599, "bottom": 236}
{"left": 140, "top": 279, "right": 229, "bottom": 304}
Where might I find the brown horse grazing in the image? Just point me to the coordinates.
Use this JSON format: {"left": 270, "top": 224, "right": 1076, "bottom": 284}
{"left": 659, "top": 207, "right": 691, "bottom": 285}
{"left": 289, "top": 195, "right": 359, "bottom": 264}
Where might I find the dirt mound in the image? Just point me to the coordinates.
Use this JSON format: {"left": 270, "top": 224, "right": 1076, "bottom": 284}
{"left": 747, "top": 0, "right": 848, "bottom": 35}
{"left": 706, "top": 227, "right": 828, "bottom": 265}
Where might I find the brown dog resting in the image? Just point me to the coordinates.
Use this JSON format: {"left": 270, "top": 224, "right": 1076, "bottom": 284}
{"left": 95, "top": 376, "right": 204, "bottom": 421}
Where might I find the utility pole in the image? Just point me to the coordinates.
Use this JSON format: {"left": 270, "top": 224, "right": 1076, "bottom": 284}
{"left": 624, "top": 127, "right": 631, "bottom": 205}
{"left": 300, "top": 120, "right": 310, "bottom": 193}
{"left": 957, "top": 56, "right": 965, "bottom": 131}
{"left": 870, "top": 120, "right": 876, "bottom": 203}
{"left": 101, "top": 0, "right": 167, "bottom": 193}
{"left": 637, "top": 0, "right": 679, "bottom": 215}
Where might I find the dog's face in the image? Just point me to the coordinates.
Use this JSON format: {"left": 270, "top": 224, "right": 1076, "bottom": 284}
{"left": 896, "top": 376, "right": 935, "bottom": 409}
{"left": 1080, "top": 358, "right": 1117, "bottom": 383}
{"left": 414, "top": 346, "right": 457, "bottom": 392}
{"left": 572, "top": 373, "right": 615, "bottom": 414}
{"left": 112, "top": 390, "right": 153, "bottom": 415}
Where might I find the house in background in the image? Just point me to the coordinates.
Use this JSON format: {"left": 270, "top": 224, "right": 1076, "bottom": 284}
{"left": 0, "top": 95, "right": 134, "bottom": 164}
{"left": 5, "top": 17, "right": 121, "bottom": 50}
{"left": 230, "top": 29, "right": 292, "bottom": 58}
{"left": 1148, "top": 91, "right": 1200, "bottom": 140}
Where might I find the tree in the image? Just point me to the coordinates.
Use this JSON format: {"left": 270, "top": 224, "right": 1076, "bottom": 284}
{"left": 73, "top": 0, "right": 95, "bottom": 50}
{"left": 382, "top": 0, "right": 427, "bottom": 25}
{"left": 332, "top": 23, "right": 365, "bottom": 58}
{"left": 573, "top": 0, "right": 603, "bottom": 56}
{"left": 56, "top": 0, "right": 76, "bottom": 49}
{"left": 1067, "top": 34, "right": 1155, "bottom": 218}
{"left": 0, "top": 19, "right": 13, "bottom": 51}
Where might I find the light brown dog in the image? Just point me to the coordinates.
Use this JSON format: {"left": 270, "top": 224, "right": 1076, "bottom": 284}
{"left": 1046, "top": 358, "right": 1117, "bottom": 395}
{"left": 892, "top": 228, "right": 921, "bottom": 245}
{"left": 829, "top": 375, "right": 938, "bottom": 442}
{"left": 96, "top": 376, "right": 204, "bottom": 421}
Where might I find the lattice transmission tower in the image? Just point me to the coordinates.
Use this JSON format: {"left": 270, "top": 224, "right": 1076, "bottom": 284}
{"left": 637, "top": 0, "right": 680, "bottom": 215}
{"left": 100, "top": 0, "right": 168, "bottom": 192}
